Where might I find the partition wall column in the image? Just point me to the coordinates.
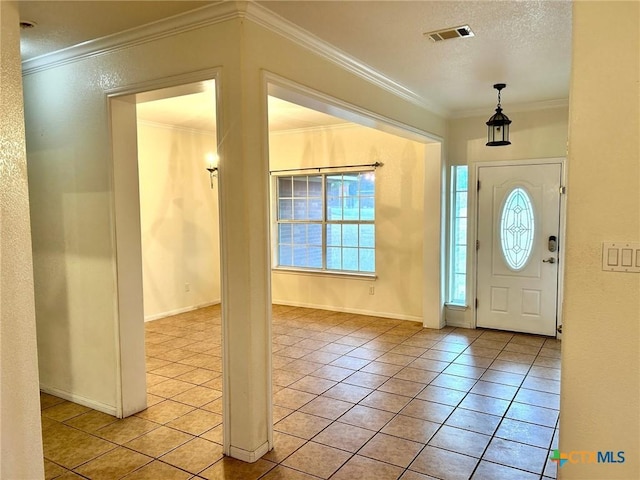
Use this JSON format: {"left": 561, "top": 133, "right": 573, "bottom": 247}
{"left": 219, "top": 19, "right": 272, "bottom": 461}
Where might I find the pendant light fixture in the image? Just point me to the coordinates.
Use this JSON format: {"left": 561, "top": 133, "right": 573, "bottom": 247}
{"left": 486, "top": 83, "right": 511, "bottom": 146}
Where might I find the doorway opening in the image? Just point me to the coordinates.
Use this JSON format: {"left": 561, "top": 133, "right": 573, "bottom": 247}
{"left": 266, "top": 79, "right": 443, "bottom": 329}
{"left": 109, "top": 78, "right": 222, "bottom": 426}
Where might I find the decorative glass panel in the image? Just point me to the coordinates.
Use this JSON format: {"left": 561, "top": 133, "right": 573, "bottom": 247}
{"left": 500, "top": 187, "right": 535, "bottom": 270}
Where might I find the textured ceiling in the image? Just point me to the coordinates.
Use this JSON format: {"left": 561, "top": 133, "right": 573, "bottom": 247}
{"left": 18, "top": 1, "right": 216, "bottom": 59}
{"left": 259, "top": 0, "right": 572, "bottom": 115}
{"left": 136, "top": 88, "right": 348, "bottom": 133}
{"left": 17, "top": 0, "right": 572, "bottom": 119}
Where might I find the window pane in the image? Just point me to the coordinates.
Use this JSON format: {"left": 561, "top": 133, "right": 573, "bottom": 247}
{"left": 359, "top": 172, "right": 375, "bottom": 195}
{"left": 343, "top": 196, "right": 359, "bottom": 220}
{"left": 293, "top": 177, "right": 307, "bottom": 197}
{"left": 359, "top": 249, "right": 375, "bottom": 272}
{"left": 308, "top": 176, "right": 322, "bottom": 195}
{"left": 455, "top": 166, "right": 468, "bottom": 191}
{"left": 343, "top": 173, "right": 359, "bottom": 191}
{"left": 293, "top": 224, "right": 307, "bottom": 244}
{"left": 455, "top": 192, "right": 467, "bottom": 218}
{"left": 326, "top": 224, "right": 341, "bottom": 247}
{"left": 360, "top": 196, "right": 375, "bottom": 220}
{"left": 359, "top": 225, "right": 375, "bottom": 248}
{"left": 452, "top": 273, "right": 466, "bottom": 303}
{"left": 308, "top": 198, "right": 323, "bottom": 220}
{"left": 279, "top": 245, "right": 292, "bottom": 266}
{"left": 278, "top": 177, "right": 292, "bottom": 197}
{"left": 308, "top": 224, "right": 322, "bottom": 246}
{"left": 327, "top": 196, "right": 342, "bottom": 220}
{"left": 308, "top": 246, "right": 322, "bottom": 268}
{"left": 455, "top": 218, "right": 467, "bottom": 245}
{"left": 293, "top": 246, "right": 307, "bottom": 267}
{"left": 293, "top": 199, "right": 307, "bottom": 219}
{"left": 326, "top": 175, "right": 343, "bottom": 196}
{"left": 279, "top": 199, "right": 293, "bottom": 220}
{"left": 342, "top": 224, "right": 358, "bottom": 247}
{"left": 279, "top": 224, "right": 292, "bottom": 244}
{"left": 342, "top": 248, "right": 358, "bottom": 271}
{"left": 454, "top": 246, "right": 467, "bottom": 274}
{"left": 327, "top": 247, "right": 342, "bottom": 270}
{"left": 342, "top": 174, "right": 359, "bottom": 220}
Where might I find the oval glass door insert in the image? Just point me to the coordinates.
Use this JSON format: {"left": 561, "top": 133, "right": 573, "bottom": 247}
{"left": 500, "top": 187, "right": 535, "bottom": 270}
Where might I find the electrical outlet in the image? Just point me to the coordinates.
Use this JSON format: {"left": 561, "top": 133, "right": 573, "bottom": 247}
{"left": 185, "top": 283, "right": 190, "bottom": 292}
{"left": 369, "top": 286, "right": 375, "bottom": 295}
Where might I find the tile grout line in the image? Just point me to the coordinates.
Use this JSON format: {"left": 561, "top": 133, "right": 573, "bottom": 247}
{"left": 43, "top": 306, "right": 560, "bottom": 480}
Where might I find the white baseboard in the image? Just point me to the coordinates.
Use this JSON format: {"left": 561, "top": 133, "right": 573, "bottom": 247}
{"left": 228, "top": 441, "right": 270, "bottom": 463}
{"left": 271, "top": 299, "right": 422, "bottom": 323}
{"left": 40, "top": 385, "right": 118, "bottom": 417}
{"left": 445, "top": 319, "right": 473, "bottom": 329}
{"left": 144, "top": 300, "right": 220, "bottom": 322}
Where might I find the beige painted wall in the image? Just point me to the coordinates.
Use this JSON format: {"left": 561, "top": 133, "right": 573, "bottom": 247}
{"left": 0, "top": 1, "right": 45, "bottom": 477}
{"left": 22, "top": 6, "right": 446, "bottom": 458}
{"left": 137, "top": 122, "right": 220, "bottom": 321}
{"left": 560, "top": 2, "right": 639, "bottom": 479}
{"left": 270, "top": 125, "right": 427, "bottom": 321}
{"left": 24, "top": 17, "right": 242, "bottom": 416}
{"left": 448, "top": 106, "right": 569, "bottom": 166}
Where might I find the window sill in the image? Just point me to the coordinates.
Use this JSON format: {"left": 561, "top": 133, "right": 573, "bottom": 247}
{"left": 445, "top": 303, "right": 468, "bottom": 310}
{"left": 272, "top": 267, "right": 377, "bottom": 281}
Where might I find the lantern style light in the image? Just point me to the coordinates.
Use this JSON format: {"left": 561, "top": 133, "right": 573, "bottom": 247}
{"left": 486, "top": 83, "right": 512, "bottom": 146}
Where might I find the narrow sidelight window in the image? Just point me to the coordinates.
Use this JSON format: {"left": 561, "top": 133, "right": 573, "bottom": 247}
{"left": 449, "top": 166, "right": 468, "bottom": 305}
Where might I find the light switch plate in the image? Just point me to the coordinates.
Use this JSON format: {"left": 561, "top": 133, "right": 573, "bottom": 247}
{"left": 602, "top": 242, "right": 640, "bottom": 272}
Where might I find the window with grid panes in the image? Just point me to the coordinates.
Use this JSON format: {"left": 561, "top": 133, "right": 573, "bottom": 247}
{"left": 448, "top": 165, "right": 468, "bottom": 305}
{"left": 276, "top": 172, "right": 375, "bottom": 273}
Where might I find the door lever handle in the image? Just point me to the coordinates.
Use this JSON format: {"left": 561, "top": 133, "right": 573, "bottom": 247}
{"left": 543, "top": 257, "right": 556, "bottom": 264}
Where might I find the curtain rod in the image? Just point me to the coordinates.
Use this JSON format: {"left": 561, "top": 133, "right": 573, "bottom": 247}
{"left": 270, "top": 161, "right": 383, "bottom": 175}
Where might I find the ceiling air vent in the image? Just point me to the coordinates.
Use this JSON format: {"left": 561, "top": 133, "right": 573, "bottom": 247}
{"left": 424, "top": 25, "right": 474, "bottom": 42}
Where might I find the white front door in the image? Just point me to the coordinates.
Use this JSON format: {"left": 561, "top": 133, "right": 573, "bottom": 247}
{"left": 476, "top": 163, "right": 562, "bottom": 336}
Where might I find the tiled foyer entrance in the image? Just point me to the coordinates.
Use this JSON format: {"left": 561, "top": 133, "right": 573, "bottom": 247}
{"left": 41, "top": 304, "right": 560, "bottom": 479}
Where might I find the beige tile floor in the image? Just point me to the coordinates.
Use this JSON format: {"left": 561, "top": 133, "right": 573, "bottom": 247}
{"left": 41, "top": 304, "right": 560, "bottom": 480}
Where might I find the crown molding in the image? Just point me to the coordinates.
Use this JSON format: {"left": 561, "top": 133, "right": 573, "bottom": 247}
{"left": 451, "top": 98, "right": 569, "bottom": 119}
{"left": 137, "top": 119, "right": 216, "bottom": 137}
{"left": 20, "top": 1, "right": 445, "bottom": 118}
{"left": 270, "top": 121, "right": 355, "bottom": 137}
{"left": 243, "top": 2, "right": 446, "bottom": 117}
{"left": 21, "top": 2, "right": 239, "bottom": 75}
{"left": 266, "top": 72, "right": 441, "bottom": 144}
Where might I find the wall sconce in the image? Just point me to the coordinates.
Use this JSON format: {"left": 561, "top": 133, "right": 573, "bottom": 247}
{"left": 486, "top": 83, "right": 512, "bottom": 146}
{"left": 206, "top": 152, "right": 219, "bottom": 189}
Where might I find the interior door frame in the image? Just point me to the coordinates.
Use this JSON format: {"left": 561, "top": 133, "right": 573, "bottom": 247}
{"left": 469, "top": 157, "right": 567, "bottom": 337}
{"left": 107, "top": 67, "right": 222, "bottom": 417}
